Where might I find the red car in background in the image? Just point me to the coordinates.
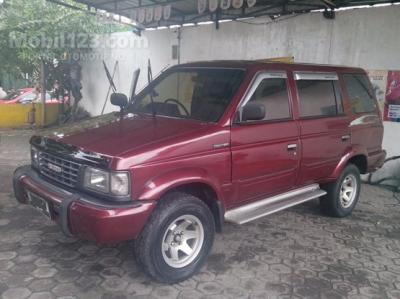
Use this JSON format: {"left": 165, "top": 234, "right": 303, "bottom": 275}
{"left": 0, "top": 88, "right": 65, "bottom": 104}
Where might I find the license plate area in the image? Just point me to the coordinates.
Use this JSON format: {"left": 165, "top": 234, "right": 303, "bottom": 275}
{"left": 27, "top": 192, "right": 53, "bottom": 219}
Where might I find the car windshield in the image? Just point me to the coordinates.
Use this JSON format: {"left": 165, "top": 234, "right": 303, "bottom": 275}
{"left": 129, "top": 68, "right": 245, "bottom": 122}
{"left": 33, "top": 93, "right": 52, "bottom": 102}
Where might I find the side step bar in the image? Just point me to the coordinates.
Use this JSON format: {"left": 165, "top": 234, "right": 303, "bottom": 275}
{"left": 224, "top": 184, "right": 327, "bottom": 225}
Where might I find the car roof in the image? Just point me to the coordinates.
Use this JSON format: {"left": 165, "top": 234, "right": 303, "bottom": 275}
{"left": 176, "top": 60, "right": 365, "bottom": 74}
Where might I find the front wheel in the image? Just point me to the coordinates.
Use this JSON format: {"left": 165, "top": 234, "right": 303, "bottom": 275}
{"left": 320, "top": 164, "right": 361, "bottom": 218}
{"left": 134, "top": 192, "right": 215, "bottom": 283}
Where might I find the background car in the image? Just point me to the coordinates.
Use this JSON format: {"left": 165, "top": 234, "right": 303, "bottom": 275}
{"left": 0, "top": 87, "right": 66, "bottom": 105}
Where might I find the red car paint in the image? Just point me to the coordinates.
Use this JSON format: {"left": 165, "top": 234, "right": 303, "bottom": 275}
{"left": 13, "top": 61, "right": 386, "bottom": 243}
{"left": 0, "top": 88, "right": 32, "bottom": 103}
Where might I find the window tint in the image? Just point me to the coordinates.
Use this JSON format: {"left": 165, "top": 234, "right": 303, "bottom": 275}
{"left": 343, "top": 74, "right": 376, "bottom": 113}
{"left": 245, "top": 78, "right": 291, "bottom": 121}
{"left": 297, "top": 80, "right": 343, "bottom": 118}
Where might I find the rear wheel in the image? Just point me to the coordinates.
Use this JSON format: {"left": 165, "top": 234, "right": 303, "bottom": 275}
{"left": 134, "top": 192, "right": 215, "bottom": 283}
{"left": 320, "top": 164, "right": 361, "bottom": 218}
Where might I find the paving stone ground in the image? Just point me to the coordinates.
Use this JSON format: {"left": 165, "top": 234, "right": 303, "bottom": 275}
{"left": 1, "top": 129, "right": 400, "bottom": 299}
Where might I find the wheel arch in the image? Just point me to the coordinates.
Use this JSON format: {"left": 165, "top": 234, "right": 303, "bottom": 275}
{"left": 138, "top": 169, "right": 226, "bottom": 232}
{"left": 164, "top": 182, "right": 225, "bottom": 233}
{"left": 348, "top": 155, "right": 368, "bottom": 174}
{"left": 330, "top": 147, "right": 369, "bottom": 179}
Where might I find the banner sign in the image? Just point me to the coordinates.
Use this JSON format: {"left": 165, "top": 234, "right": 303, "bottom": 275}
{"left": 247, "top": 0, "right": 257, "bottom": 8}
{"left": 132, "top": 0, "right": 257, "bottom": 23}
{"left": 367, "top": 70, "right": 387, "bottom": 113}
{"left": 385, "top": 71, "right": 400, "bottom": 122}
{"left": 367, "top": 70, "right": 400, "bottom": 122}
{"left": 138, "top": 8, "right": 146, "bottom": 23}
{"left": 221, "top": 0, "right": 231, "bottom": 10}
{"left": 209, "top": 0, "right": 219, "bottom": 12}
{"left": 232, "top": 0, "right": 244, "bottom": 9}
{"left": 154, "top": 6, "right": 163, "bottom": 22}
{"left": 388, "top": 105, "right": 400, "bottom": 119}
{"left": 198, "top": 0, "right": 207, "bottom": 14}
{"left": 163, "top": 5, "right": 171, "bottom": 20}
{"left": 145, "top": 7, "right": 154, "bottom": 23}
{"left": 130, "top": 10, "right": 138, "bottom": 22}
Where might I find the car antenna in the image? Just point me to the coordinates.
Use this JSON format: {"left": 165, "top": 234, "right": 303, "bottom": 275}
{"left": 147, "top": 59, "right": 156, "bottom": 118}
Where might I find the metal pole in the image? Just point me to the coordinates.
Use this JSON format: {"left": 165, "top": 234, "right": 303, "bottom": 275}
{"left": 40, "top": 60, "right": 46, "bottom": 127}
{"left": 177, "top": 27, "right": 181, "bottom": 65}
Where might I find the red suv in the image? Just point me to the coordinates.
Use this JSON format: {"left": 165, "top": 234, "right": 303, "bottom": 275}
{"left": 13, "top": 61, "right": 386, "bottom": 283}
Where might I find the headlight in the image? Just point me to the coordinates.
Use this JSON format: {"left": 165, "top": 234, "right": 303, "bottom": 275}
{"left": 111, "top": 172, "right": 130, "bottom": 196}
{"left": 84, "top": 167, "right": 110, "bottom": 193}
{"left": 31, "top": 146, "right": 39, "bottom": 166}
{"left": 83, "top": 167, "right": 130, "bottom": 197}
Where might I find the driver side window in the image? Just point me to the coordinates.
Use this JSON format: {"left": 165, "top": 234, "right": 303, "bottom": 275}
{"left": 244, "top": 77, "right": 291, "bottom": 121}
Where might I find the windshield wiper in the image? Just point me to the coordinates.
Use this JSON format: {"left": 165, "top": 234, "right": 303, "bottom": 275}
{"left": 129, "top": 68, "right": 140, "bottom": 104}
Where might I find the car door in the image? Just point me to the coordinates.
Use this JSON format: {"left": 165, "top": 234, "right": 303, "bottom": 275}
{"left": 231, "top": 71, "right": 300, "bottom": 204}
{"left": 294, "top": 71, "right": 351, "bottom": 185}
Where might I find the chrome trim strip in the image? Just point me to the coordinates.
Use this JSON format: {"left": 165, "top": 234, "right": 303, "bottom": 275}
{"left": 349, "top": 114, "right": 380, "bottom": 127}
{"left": 225, "top": 184, "right": 321, "bottom": 222}
{"left": 233, "top": 190, "right": 327, "bottom": 224}
{"left": 294, "top": 71, "right": 338, "bottom": 81}
{"left": 213, "top": 143, "right": 230, "bottom": 149}
{"left": 238, "top": 71, "right": 288, "bottom": 110}
{"left": 341, "top": 135, "right": 351, "bottom": 141}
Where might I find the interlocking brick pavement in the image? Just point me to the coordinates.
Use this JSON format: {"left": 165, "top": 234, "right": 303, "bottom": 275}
{"left": 1, "top": 129, "right": 400, "bottom": 299}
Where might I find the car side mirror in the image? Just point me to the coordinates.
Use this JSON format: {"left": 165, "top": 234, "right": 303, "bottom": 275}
{"left": 111, "top": 93, "right": 128, "bottom": 111}
{"left": 241, "top": 102, "right": 265, "bottom": 122}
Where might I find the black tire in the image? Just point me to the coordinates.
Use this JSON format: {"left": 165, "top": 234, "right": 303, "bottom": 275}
{"left": 134, "top": 192, "right": 215, "bottom": 283}
{"left": 320, "top": 164, "right": 361, "bottom": 218}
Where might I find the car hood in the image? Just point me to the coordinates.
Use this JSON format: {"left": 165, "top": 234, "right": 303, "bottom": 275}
{"left": 45, "top": 113, "right": 216, "bottom": 160}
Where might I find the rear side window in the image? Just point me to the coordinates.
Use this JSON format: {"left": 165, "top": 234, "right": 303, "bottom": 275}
{"left": 343, "top": 74, "right": 377, "bottom": 114}
{"left": 246, "top": 78, "right": 291, "bottom": 121}
{"left": 295, "top": 72, "right": 343, "bottom": 118}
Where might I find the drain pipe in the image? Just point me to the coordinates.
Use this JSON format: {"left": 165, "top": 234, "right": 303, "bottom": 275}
{"left": 177, "top": 27, "right": 181, "bottom": 65}
{"left": 40, "top": 60, "right": 46, "bottom": 127}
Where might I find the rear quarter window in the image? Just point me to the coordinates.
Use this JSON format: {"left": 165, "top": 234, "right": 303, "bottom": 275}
{"left": 343, "top": 74, "right": 377, "bottom": 114}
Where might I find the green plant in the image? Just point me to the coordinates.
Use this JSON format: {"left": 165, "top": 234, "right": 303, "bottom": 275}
{"left": 0, "top": 0, "right": 128, "bottom": 80}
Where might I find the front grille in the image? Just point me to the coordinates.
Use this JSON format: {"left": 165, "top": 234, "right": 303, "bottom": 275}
{"left": 38, "top": 152, "right": 82, "bottom": 188}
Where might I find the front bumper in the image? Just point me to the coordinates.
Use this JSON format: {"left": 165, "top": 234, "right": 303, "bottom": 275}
{"left": 13, "top": 165, "right": 156, "bottom": 244}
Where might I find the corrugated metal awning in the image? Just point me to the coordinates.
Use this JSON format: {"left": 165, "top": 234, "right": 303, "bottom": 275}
{"left": 47, "top": 0, "right": 399, "bottom": 29}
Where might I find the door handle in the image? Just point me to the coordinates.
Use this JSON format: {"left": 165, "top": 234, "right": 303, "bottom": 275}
{"left": 341, "top": 135, "right": 351, "bottom": 142}
{"left": 287, "top": 144, "right": 298, "bottom": 151}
